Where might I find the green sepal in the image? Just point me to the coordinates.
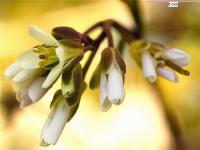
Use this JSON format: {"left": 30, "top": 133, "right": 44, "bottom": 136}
{"left": 100, "top": 47, "right": 113, "bottom": 72}
{"left": 61, "top": 63, "right": 82, "bottom": 100}
{"left": 130, "top": 40, "right": 151, "bottom": 66}
{"left": 149, "top": 41, "right": 165, "bottom": 54}
{"left": 113, "top": 48, "right": 126, "bottom": 74}
{"left": 49, "top": 89, "right": 79, "bottom": 123}
{"left": 50, "top": 89, "right": 63, "bottom": 108}
{"left": 89, "top": 64, "right": 101, "bottom": 89}
{"left": 58, "top": 39, "right": 84, "bottom": 60}
{"left": 64, "top": 80, "right": 86, "bottom": 107}
{"left": 65, "top": 82, "right": 86, "bottom": 122}
{"left": 63, "top": 55, "right": 83, "bottom": 71}
{"left": 100, "top": 47, "right": 126, "bottom": 74}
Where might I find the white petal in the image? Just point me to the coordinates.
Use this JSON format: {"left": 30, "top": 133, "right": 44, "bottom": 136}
{"left": 20, "top": 88, "right": 32, "bottom": 108}
{"left": 29, "top": 26, "right": 57, "bottom": 46}
{"left": 28, "top": 77, "right": 48, "bottom": 102}
{"left": 56, "top": 47, "right": 65, "bottom": 62}
{"left": 99, "top": 73, "right": 111, "bottom": 111}
{"left": 141, "top": 51, "right": 157, "bottom": 82}
{"left": 100, "top": 73, "right": 107, "bottom": 102}
{"left": 162, "top": 48, "right": 190, "bottom": 66}
{"left": 157, "top": 67, "right": 179, "bottom": 82}
{"left": 4, "top": 62, "right": 22, "bottom": 78}
{"left": 107, "top": 65, "right": 124, "bottom": 104}
{"left": 41, "top": 47, "right": 65, "bottom": 88}
{"left": 12, "top": 69, "right": 40, "bottom": 83}
{"left": 40, "top": 100, "right": 69, "bottom": 146}
{"left": 17, "top": 49, "right": 41, "bottom": 69}
{"left": 42, "top": 62, "right": 63, "bottom": 88}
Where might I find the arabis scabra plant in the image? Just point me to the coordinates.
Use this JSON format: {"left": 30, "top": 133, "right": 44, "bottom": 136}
{"left": 4, "top": 19, "right": 190, "bottom": 146}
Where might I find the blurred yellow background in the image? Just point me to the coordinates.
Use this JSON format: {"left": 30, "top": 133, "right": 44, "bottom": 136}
{"left": 0, "top": 0, "right": 200, "bottom": 150}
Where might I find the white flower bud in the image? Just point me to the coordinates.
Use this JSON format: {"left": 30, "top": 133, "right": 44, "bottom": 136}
{"left": 28, "top": 77, "right": 48, "bottom": 102}
{"left": 29, "top": 26, "right": 57, "bottom": 46}
{"left": 12, "top": 69, "right": 40, "bottom": 83}
{"left": 40, "top": 99, "right": 69, "bottom": 146}
{"left": 107, "top": 65, "right": 124, "bottom": 104}
{"left": 4, "top": 62, "right": 22, "bottom": 79}
{"left": 99, "top": 73, "right": 111, "bottom": 111}
{"left": 99, "top": 64, "right": 125, "bottom": 111}
{"left": 156, "top": 67, "right": 179, "bottom": 82}
{"left": 141, "top": 51, "right": 157, "bottom": 82}
{"left": 162, "top": 48, "right": 190, "bottom": 66}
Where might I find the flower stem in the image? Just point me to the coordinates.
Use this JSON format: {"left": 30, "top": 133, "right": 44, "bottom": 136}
{"left": 102, "top": 21, "right": 114, "bottom": 47}
{"left": 165, "top": 60, "right": 190, "bottom": 76}
{"left": 152, "top": 83, "right": 188, "bottom": 150}
{"left": 82, "top": 31, "right": 106, "bottom": 79}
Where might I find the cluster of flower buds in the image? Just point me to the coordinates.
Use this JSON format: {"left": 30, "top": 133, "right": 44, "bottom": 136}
{"left": 4, "top": 20, "right": 190, "bottom": 146}
{"left": 130, "top": 40, "right": 190, "bottom": 82}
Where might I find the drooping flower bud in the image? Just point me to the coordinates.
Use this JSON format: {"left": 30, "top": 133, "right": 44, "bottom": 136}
{"left": 40, "top": 80, "right": 86, "bottom": 146}
{"left": 90, "top": 47, "right": 126, "bottom": 111}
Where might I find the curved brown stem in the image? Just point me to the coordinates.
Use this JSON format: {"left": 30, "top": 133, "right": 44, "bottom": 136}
{"left": 83, "top": 21, "right": 103, "bottom": 35}
{"left": 82, "top": 31, "right": 106, "bottom": 79}
{"left": 102, "top": 21, "right": 114, "bottom": 47}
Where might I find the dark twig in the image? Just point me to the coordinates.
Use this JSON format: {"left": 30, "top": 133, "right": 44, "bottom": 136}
{"left": 82, "top": 31, "right": 106, "bottom": 79}
{"left": 103, "top": 21, "right": 114, "bottom": 47}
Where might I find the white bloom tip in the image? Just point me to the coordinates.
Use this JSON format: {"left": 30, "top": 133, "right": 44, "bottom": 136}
{"left": 147, "top": 76, "right": 157, "bottom": 82}
{"left": 4, "top": 62, "right": 22, "bottom": 79}
{"left": 28, "top": 77, "right": 47, "bottom": 102}
{"left": 29, "top": 26, "right": 57, "bottom": 46}
{"left": 157, "top": 67, "right": 179, "bottom": 82}
{"left": 141, "top": 51, "right": 157, "bottom": 82}
{"left": 164, "top": 48, "right": 191, "bottom": 66}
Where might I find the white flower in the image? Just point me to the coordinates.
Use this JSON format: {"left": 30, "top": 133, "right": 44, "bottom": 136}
{"left": 40, "top": 90, "right": 80, "bottom": 146}
{"left": 5, "top": 26, "right": 83, "bottom": 107}
{"left": 156, "top": 67, "right": 178, "bottom": 82}
{"left": 17, "top": 26, "right": 66, "bottom": 88}
{"left": 40, "top": 100, "right": 68, "bottom": 146}
{"left": 141, "top": 48, "right": 190, "bottom": 82}
{"left": 158, "top": 48, "right": 190, "bottom": 67}
{"left": 5, "top": 61, "right": 48, "bottom": 107}
{"left": 12, "top": 76, "right": 48, "bottom": 108}
{"left": 100, "top": 64, "right": 125, "bottom": 111}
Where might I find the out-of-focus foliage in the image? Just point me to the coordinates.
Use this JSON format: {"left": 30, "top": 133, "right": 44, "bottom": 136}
{"left": 144, "top": 2, "right": 200, "bottom": 149}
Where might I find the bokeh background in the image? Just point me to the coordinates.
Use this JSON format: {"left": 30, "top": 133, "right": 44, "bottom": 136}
{"left": 0, "top": 0, "right": 200, "bottom": 150}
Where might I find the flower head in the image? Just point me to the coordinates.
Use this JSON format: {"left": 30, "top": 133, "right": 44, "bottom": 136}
{"left": 4, "top": 26, "right": 84, "bottom": 107}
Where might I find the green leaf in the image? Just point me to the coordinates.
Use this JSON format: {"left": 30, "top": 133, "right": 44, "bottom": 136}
{"left": 89, "top": 64, "right": 101, "bottom": 89}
